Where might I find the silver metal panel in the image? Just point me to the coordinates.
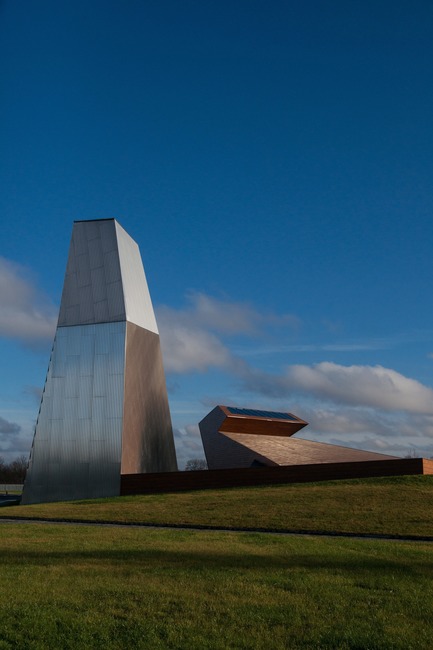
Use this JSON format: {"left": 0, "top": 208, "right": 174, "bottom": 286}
{"left": 87, "top": 236, "right": 104, "bottom": 269}
{"left": 100, "top": 219, "right": 117, "bottom": 252}
{"left": 61, "top": 270, "right": 79, "bottom": 312}
{"left": 79, "top": 335, "right": 94, "bottom": 375}
{"left": 115, "top": 221, "right": 158, "bottom": 334}
{"left": 22, "top": 322, "right": 126, "bottom": 504}
{"left": 106, "top": 280, "right": 125, "bottom": 320}
{"left": 93, "top": 355, "right": 109, "bottom": 397}
{"left": 73, "top": 224, "right": 87, "bottom": 256}
{"left": 94, "top": 299, "right": 109, "bottom": 322}
{"left": 78, "top": 376, "right": 93, "bottom": 417}
{"left": 51, "top": 379, "right": 65, "bottom": 418}
{"left": 23, "top": 218, "right": 178, "bottom": 504}
{"left": 85, "top": 219, "right": 100, "bottom": 241}
{"left": 94, "top": 324, "right": 110, "bottom": 353}
{"left": 90, "top": 267, "right": 106, "bottom": 303}
{"left": 90, "top": 396, "right": 106, "bottom": 435}
{"left": 76, "top": 252, "right": 91, "bottom": 287}
{"left": 65, "top": 303, "right": 80, "bottom": 324}
{"left": 58, "top": 220, "right": 126, "bottom": 327}
{"left": 79, "top": 285, "right": 94, "bottom": 323}
{"left": 103, "top": 249, "right": 122, "bottom": 284}
{"left": 64, "top": 356, "right": 79, "bottom": 397}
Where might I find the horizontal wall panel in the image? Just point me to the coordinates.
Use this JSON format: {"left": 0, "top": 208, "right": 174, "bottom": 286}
{"left": 121, "top": 458, "right": 433, "bottom": 496}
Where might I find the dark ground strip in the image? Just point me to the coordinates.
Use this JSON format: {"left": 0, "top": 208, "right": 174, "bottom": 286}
{"left": 0, "top": 516, "right": 432, "bottom": 542}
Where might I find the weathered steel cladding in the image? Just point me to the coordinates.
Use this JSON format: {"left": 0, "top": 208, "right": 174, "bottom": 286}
{"left": 222, "top": 432, "right": 398, "bottom": 466}
{"left": 200, "top": 407, "right": 270, "bottom": 470}
{"left": 121, "top": 323, "right": 178, "bottom": 474}
{"left": 199, "top": 405, "right": 398, "bottom": 471}
{"left": 121, "top": 458, "right": 433, "bottom": 496}
{"left": 219, "top": 414, "right": 307, "bottom": 437}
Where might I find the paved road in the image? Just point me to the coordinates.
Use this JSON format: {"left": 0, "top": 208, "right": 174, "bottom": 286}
{"left": 0, "top": 516, "right": 432, "bottom": 542}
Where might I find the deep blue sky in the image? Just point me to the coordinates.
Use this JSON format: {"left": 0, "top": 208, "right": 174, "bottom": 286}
{"left": 1, "top": 1, "right": 433, "bottom": 466}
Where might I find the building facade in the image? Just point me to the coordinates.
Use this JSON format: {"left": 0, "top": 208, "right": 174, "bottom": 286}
{"left": 22, "top": 219, "right": 177, "bottom": 504}
{"left": 199, "top": 405, "right": 397, "bottom": 469}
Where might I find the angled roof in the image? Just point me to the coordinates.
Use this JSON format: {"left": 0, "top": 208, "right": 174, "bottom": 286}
{"left": 222, "top": 432, "right": 398, "bottom": 466}
{"left": 199, "top": 405, "right": 398, "bottom": 470}
{"left": 217, "top": 405, "right": 308, "bottom": 437}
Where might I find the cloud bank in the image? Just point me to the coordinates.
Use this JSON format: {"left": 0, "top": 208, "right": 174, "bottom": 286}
{"left": 2, "top": 274, "right": 433, "bottom": 462}
{"left": 0, "top": 417, "right": 21, "bottom": 435}
{"left": 251, "top": 362, "right": 433, "bottom": 415}
{"left": 157, "top": 292, "right": 298, "bottom": 374}
{"left": 0, "top": 257, "right": 57, "bottom": 343}
{"left": 157, "top": 293, "right": 433, "bottom": 418}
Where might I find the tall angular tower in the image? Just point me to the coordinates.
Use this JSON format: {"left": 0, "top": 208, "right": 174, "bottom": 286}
{"left": 22, "top": 219, "right": 177, "bottom": 504}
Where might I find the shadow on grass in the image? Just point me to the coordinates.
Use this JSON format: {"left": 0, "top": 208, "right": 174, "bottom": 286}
{"left": 0, "top": 547, "right": 431, "bottom": 576}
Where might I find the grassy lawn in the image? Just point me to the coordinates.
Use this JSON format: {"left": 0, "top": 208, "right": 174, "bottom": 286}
{"left": 2, "top": 475, "right": 433, "bottom": 537}
{"left": 0, "top": 523, "right": 432, "bottom": 649}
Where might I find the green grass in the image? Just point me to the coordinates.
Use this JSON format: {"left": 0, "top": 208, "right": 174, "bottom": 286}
{"left": 0, "top": 523, "right": 432, "bottom": 649}
{"left": 3, "top": 475, "right": 433, "bottom": 537}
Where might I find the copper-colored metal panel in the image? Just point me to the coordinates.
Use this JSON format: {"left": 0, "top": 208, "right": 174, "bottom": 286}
{"left": 222, "top": 432, "right": 398, "bottom": 466}
{"left": 199, "top": 405, "right": 308, "bottom": 469}
{"left": 219, "top": 416, "right": 307, "bottom": 437}
{"left": 120, "top": 457, "right": 433, "bottom": 495}
{"left": 121, "top": 322, "right": 178, "bottom": 474}
{"left": 422, "top": 458, "right": 433, "bottom": 474}
{"left": 219, "top": 405, "right": 307, "bottom": 437}
{"left": 199, "top": 405, "right": 399, "bottom": 472}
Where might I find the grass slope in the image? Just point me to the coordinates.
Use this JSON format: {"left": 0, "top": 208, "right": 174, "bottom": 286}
{"left": 0, "top": 524, "right": 432, "bottom": 649}
{"left": 3, "top": 475, "right": 433, "bottom": 537}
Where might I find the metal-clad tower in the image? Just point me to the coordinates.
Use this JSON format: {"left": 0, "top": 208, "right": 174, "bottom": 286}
{"left": 22, "top": 219, "right": 177, "bottom": 504}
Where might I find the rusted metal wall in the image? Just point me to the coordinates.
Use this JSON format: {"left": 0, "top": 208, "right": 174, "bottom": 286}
{"left": 121, "top": 457, "right": 433, "bottom": 496}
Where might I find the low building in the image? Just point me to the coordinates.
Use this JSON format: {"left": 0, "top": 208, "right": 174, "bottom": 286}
{"left": 199, "top": 405, "right": 398, "bottom": 470}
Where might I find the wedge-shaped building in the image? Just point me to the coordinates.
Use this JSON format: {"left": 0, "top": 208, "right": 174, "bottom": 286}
{"left": 199, "top": 405, "right": 398, "bottom": 469}
{"left": 22, "top": 219, "right": 177, "bottom": 504}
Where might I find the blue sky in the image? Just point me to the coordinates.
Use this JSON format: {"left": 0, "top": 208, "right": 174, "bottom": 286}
{"left": 1, "top": 1, "right": 433, "bottom": 467}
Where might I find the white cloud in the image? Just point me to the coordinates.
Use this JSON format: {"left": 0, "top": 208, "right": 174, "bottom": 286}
{"left": 298, "top": 405, "right": 397, "bottom": 437}
{"left": 242, "top": 362, "right": 433, "bottom": 416}
{"left": 0, "top": 416, "right": 21, "bottom": 435}
{"left": 284, "top": 362, "right": 433, "bottom": 415}
{"left": 157, "top": 292, "right": 298, "bottom": 374}
{"left": 158, "top": 297, "right": 433, "bottom": 422}
{"left": 159, "top": 322, "right": 234, "bottom": 373}
{"left": 0, "top": 257, "right": 57, "bottom": 343}
{"left": 0, "top": 415, "right": 32, "bottom": 463}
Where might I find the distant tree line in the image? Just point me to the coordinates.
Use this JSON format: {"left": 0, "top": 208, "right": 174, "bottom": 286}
{"left": 0, "top": 455, "right": 27, "bottom": 483}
